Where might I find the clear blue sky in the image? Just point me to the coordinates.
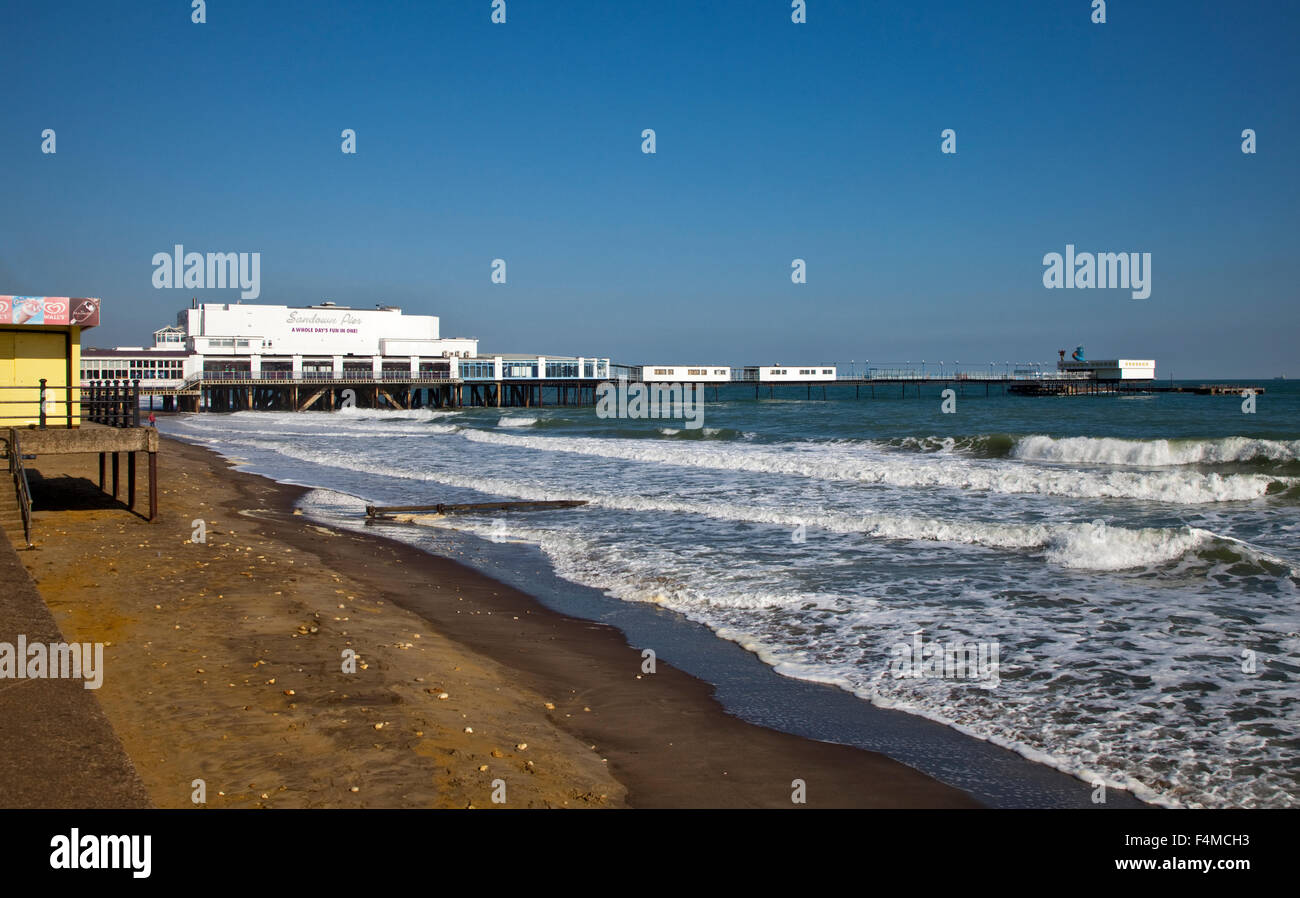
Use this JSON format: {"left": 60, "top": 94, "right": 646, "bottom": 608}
{"left": 2, "top": 0, "right": 1296, "bottom": 378}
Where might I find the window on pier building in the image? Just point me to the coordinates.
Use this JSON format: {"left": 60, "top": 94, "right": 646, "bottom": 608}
{"left": 461, "top": 361, "right": 496, "bottom": 380}
{"left": 504, "top": 362, "right": 537, "bottom": 378}
{"left": 546, "top": 361, "right": 579, "bottom": 379}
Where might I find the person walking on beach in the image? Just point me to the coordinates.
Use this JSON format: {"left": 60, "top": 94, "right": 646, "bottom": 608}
{"left": 148, "top": 411, "right": 156, "bottom": 427}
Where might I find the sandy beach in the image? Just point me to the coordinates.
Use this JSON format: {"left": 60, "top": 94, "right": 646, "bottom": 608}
{"left": 5, "top": 434, "right": 979, "bottom": 808}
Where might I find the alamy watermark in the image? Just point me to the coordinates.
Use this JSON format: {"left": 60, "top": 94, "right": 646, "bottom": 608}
{"left": 152, "top": 244, "right": 260, "bottom": 299}
{"left": 1042, "top": 244, "right": 1150, "bottom": 299}
{"left": 888, "top": 631, "right": 1000, "bottom": 688}
{"left": 1, "top": 636, "right": 105, "bottom": 689}
{"left": 595, "top": 377, "right": 704, "bottom": 430}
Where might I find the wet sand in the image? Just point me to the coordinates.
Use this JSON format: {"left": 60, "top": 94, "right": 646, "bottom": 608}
{"left": 9, "top": 435, "right": 979, "bottom": 808}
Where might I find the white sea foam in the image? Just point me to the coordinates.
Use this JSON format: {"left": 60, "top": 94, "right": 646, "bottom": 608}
{"left": 1012, "top": 434, "right": 1300, "bottom": 466}
{"left": 497, "top": 416, "right": 538, "bottom": 427}
{"left": 460, "top": 429, "right": 1287, "bottom": 503}
{"left": 242, "top": 439, "right": 1296, "bottom": 574}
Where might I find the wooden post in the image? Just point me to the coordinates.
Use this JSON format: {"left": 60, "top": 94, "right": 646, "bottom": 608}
{"left": 112, "top": 453, "right": 120, "bottom": 498}
{"left": 148, "top": 451, "right": 157, "bottom": 521}
{"left": 127, "top": 452, "right": 137, "bottom": 510}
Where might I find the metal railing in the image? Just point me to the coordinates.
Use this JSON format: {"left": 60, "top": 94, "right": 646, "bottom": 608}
{"left": 83, "top": 380, "right": 141, "bottom": 427}
{"left": 3, "top": 428, "right": 34, "bottom": 547}
{"left": 195, "top": 371, "right": 455, "bottom": 383}
{"left": 0, "top": 380, "right": 81, "bottom": 427}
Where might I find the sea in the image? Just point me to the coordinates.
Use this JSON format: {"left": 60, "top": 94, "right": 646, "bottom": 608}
{"left": 158, "top": 379, "right": 1300, "bottom": 809}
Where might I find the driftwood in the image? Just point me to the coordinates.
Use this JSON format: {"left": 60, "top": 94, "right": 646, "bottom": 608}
{"left": 365, "top": 499, "right": 586, "bottom": 518}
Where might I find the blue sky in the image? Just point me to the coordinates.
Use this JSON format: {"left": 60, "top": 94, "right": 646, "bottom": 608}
{"left": 2, "top": 0, "right": 1296, "bottom": 377}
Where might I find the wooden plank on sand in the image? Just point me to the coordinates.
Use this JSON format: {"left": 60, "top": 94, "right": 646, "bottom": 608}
{"left": 365, "top": 499, "right": 587, "bottom": 518}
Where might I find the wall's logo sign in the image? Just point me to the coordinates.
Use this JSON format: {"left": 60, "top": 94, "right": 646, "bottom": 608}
{"left": 1042, "top": 244, "right": 1151, "bottom": 299}
{"left": 152, "top": 245, "right": 261, "bottom": 300}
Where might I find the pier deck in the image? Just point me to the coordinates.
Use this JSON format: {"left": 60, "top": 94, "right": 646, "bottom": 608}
{"left": 140, "top": 373, "right": 1266, "bottom": 413}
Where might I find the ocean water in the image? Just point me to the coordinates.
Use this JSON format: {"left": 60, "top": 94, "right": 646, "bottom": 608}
{"left": 160, "top": 380, "right": 1300, "bottom": 808}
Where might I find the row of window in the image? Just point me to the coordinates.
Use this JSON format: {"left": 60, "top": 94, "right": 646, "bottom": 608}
{"left": 83, "top": 370, "right": 183, "bottom": 381}
{"left": 82, "top": 359, "right": 185, "bottom": 381}
{"left": 83, "top": 359, "right": 184, "bottom": 369}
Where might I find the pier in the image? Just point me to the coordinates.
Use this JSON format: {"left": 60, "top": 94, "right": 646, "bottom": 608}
{"left": 126, "top": 370, "right": 1266, "bottom": 412}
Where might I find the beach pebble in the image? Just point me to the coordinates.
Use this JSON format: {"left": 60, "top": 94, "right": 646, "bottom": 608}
{"left": 374, "top": 722, "right": 384, "bottom": 730}
{"left": 437, "top": 692, "right": 450, "bottom": 700}
{"left": 349, "top": 786, "right": 359, "bottom": 793}
{"left": 464, "top": 726, "right": 473, "bottom": 734}
{"left": 544, "top": 702, "right": 555, "bottom": 710}
{"left": 491, "top": 749, "right": 504, "bottom": 758}
{"left": 478, "top": 765, "right": 489, "bottom": 772}
{"left": 515, "top": 743, "right": 527, "bottom": 751}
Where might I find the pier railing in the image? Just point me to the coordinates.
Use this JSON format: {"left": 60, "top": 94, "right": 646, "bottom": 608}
{"left": 195, "top": 371, "right": 456, "bottom": 383}
{"left": 83, "top": 380, "right": 141, "bottom": 427}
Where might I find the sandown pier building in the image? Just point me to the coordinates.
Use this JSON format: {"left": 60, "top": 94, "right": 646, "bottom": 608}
{"left": 81, "top": 301, "right": 611, "bottom": 411}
